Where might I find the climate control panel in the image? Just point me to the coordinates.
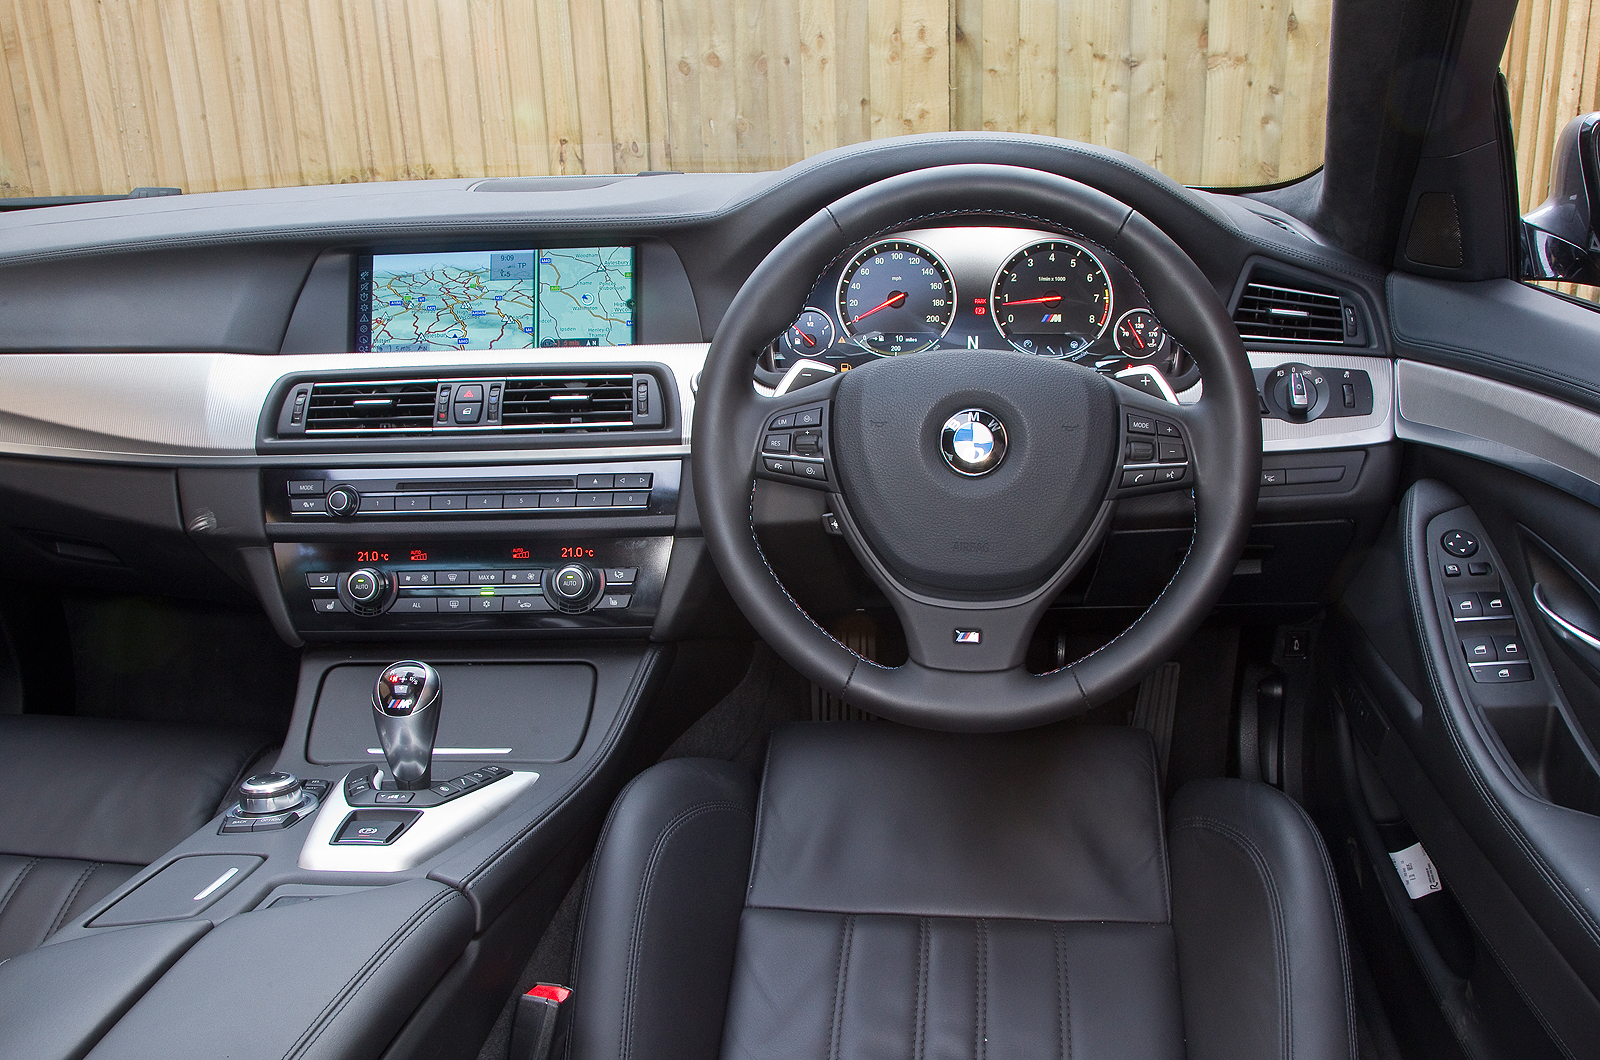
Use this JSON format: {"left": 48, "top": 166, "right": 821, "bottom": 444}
{"left": 276, "top": 537, "right": 670, "bottom": 637}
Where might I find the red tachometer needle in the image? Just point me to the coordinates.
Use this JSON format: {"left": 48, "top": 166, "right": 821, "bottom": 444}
{"left": 1000, "top": 294, "right": 1063, "bottom": 307}
{"left": 850, "top": 291, "right": 907, "bottom": 324}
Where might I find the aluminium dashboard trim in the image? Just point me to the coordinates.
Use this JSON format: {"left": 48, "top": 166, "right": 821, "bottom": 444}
{"left": 1396, "top": 359, "right": 1600, "bottom": 508}
{"left": 0, "top": 344, "right": 707, "bottom": 467}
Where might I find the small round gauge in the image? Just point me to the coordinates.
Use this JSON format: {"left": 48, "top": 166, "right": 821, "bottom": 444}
{"left": 783, "top": 307, "right": 836, "bottom": 358}
{"left": 1113, "top": 309, "right": 1168, "bottom": 359}
{"left": 836, "top": 240, "right": 956, "bottom": 356}
{"left": 990, "top": 239, "right": 1113, "bottom": 357}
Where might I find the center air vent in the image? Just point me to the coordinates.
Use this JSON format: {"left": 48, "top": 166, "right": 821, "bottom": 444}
{"left": 502, "top": 375, "right": 636, "bottom": 430}
{"left": 1233, "top": 280, "right": 1350, "bottom": 344}
{"left": 304, "top": 382, "right": 438, "bottom": 432}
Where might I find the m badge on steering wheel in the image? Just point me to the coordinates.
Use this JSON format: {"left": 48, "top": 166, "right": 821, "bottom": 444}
{"left": 940, "top": 409, "right": 1008, "bottom": 476}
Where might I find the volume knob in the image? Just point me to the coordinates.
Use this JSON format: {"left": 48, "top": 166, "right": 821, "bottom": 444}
{"left": 326, "top": 485, "right": 360, "bottom": 516}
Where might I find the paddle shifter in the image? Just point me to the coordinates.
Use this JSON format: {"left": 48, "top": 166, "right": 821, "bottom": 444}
{"left": 372, "top": 661, "right": 442, "bottom": 790}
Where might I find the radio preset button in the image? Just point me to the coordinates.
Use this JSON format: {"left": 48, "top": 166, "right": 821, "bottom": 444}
{"left": 613, "top": 491, "right": 650, "bottom": 506}
{"left": 540, "top": 493, "right": 576, "bottom": 508}
{"left": 360, "top": 495, "right": 395, "bottom": 512}
{"left": 576, "top": 492, "right": 613, "bottom": 507}
{"left": 468, "top": 494, "right": 503, "bottom": 510}
{"left": 430, "top": 495, "right": 465, "bottom": 510}
{"left": 395, "top": 495, "right": 429, "bottom": 512}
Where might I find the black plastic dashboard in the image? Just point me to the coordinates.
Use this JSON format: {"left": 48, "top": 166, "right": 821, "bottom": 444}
{"left": 0, "top": 134, "right": 1404, "bottom": 639}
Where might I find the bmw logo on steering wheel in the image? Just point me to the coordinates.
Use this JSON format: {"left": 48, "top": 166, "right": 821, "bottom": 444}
{"left": 939, "top": 409, "right": 1008, "bottom": 477}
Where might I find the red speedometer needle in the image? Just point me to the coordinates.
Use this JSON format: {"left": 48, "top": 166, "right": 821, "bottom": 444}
{"left": 1000, "top": 294, "right": 1063, "bottom": 306}
{"left": 850, "top": 291, "right": 906, "bottom": 323}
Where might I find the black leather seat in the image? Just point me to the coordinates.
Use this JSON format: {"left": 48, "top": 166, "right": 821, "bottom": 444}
{"left": 0, "top": 714, "right": 274, "bottom": 961}
{"left": 568, "top": 723, "right": 1355, "bottom": 1060}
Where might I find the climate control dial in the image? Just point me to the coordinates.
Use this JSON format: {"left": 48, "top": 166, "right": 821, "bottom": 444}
{"left": 339, "top": 567, "right": 396, "bottom": 616}
{"left": 544, "top": 563, "right": 604, "bottom": 613}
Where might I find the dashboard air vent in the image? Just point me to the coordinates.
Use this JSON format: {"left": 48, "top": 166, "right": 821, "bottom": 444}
{"left": 1233, "top": 281, "right": 1347, "bottom": 344}
{"left": 502, "top": 374, "right": 636, "bottom": 431}
{"left": 304, "top": 382, "right": 437, "bottom": 433}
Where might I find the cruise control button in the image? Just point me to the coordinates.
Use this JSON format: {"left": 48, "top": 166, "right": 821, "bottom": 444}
{"left": 795, "top": 407, "right": 823, "bottom": 427}
{"left": 765, "top": 458, "right": 793, "bottom": 474}
{"left": 792, "top": 430, "right": 823, "bottom": 455}
{"left": 793, "top": 461, "right": 827, "bottom": 482}
{"left": 764, "top": 434, "right": 792, "bottom": 453}
{"left": 1125, "top": 440, "right": 1155, "bottom": 463}
{"left": 769, "top": 413, "right": 796, "bottom": 430}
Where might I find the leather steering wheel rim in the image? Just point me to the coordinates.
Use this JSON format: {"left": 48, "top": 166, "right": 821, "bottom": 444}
{"left": 693, "top": 164, "right": 1260, "bottom": 731}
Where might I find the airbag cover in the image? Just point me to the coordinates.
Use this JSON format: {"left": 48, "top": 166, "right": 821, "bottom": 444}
{"left": 831, "top": 350, "right": 1118, "bottom": 594}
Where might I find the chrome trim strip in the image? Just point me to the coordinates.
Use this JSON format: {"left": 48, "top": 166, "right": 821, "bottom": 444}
{"left": 1395, "top": 359, "right": 1600, "bottom": 508}
{"left": 1533, "top": 583, "right": 1600, "bottom": 651}
{"left": 0, "top": 344, "right": 708, "bottom": 466}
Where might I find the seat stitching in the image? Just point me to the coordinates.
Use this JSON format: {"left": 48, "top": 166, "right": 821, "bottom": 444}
{"left": 1172, "top": 815, "right": 1291, "bottom": 1060}
{"left": 975, "top": 918, "right": 989, "bottom": 1060}
{"left": 914, "top": 917, "right": 928, "bottom": 1060}
{"left": 829, "top": 914, "right": 855, "bottom": 1060}
{"left": 619, "top": 800, "right": 754, "bottom": 1060}
{"left": 45, "top": 862, "right": 98, "bottom": 939}
{"left": 1055, "top": 921, "right": 1071, "bottom": 1060}
{"left": 1280, "top": 785, "right": 1360, "bottom": 1060}
{"left": 0, "top": 857, "right": 39, "bottom": 921}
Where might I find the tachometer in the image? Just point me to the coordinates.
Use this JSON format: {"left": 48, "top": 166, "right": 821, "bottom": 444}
{"left": 836, "top": 240, "right": 956, "bottom": 355}
{"left": 990, "top": 239, "right": 1113, "bottom": 357}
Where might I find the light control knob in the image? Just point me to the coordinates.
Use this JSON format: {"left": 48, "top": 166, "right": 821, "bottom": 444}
{"left": 325, "top": 485, "right": 360, "bottom": 516}
{"left": 1287, "top": 368, "right": 1314, "bottom": 411}
{"left": 238, "top": 771, "right": 304, "bottom": 815}
{"left": 340, "top": 567, "right": 395, "bottom": 616}
{"left": 545, "top": 563, "right": 603, "bottom": 613}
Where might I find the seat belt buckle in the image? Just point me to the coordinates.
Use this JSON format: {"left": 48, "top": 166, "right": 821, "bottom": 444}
{"left": 511, "top": 984, "right": 572, "bottom": 1060}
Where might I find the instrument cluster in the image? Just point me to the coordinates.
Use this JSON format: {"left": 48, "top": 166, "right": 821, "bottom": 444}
{"left": 759, "top": 225, "right": 1196, "bottom": 399}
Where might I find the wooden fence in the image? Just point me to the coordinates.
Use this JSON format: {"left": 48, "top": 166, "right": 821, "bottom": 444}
{"left": 0, "top": 0, "right": 1592, "bottom": 210}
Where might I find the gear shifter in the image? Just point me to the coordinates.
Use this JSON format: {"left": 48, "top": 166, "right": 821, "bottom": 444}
{"left": 372, "top": 661, "right": 442, "bottom": 790}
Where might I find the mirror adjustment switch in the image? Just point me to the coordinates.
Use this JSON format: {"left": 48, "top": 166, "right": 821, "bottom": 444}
{"left": 1441, "top": 530, "right": 1479, "bottom": 557}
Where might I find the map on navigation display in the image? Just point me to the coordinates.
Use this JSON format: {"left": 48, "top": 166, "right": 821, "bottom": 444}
{"left": 359, "top": 246, "right": 634, "bottom": 352}
{"left": 535, "top": 247, "right": 635, "bottom": 348}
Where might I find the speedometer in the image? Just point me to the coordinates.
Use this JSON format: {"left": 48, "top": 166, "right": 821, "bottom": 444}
{"left": 836, "top": 240, "right": 956, "bottom": 356}
{"left": 991, "top": 239, "right": 1113, "bottom": 357}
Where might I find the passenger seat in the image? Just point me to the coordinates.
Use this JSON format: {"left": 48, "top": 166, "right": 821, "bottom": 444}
{"left": 0, "top": 714, "right": 276, "bottom": 961}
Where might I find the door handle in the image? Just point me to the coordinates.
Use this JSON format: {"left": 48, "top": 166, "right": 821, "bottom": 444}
{"left": 1533, "top": 582, "right": 1600, "bottom": 672}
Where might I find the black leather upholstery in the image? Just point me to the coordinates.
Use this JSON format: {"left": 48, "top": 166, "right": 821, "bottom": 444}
{"left": 570, "top": 723, "right": 1354, "bottom": 1060}
{"left": 0, "top": 714, "right": 273, "bottom": 961}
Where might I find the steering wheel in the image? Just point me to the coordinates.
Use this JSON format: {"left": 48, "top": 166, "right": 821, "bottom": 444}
{"left": 693, "top": 164, "right": 1260, "bottom": 732}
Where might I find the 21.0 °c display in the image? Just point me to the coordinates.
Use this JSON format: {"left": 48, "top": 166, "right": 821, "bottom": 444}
{"left": 356, "top": 246, "right": 636, "bottom": 352}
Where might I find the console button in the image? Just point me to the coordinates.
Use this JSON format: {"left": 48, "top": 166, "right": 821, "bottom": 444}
{"left": 430, "top": 495, "right": 465, "bottom": 510}
{"left": 334, "top": 813, "right": 412, "bottom": 845}
{"left": 436, "top": 570, "right": 470, "bottom": 586}
{"left": 312, "top": 598, "right": 346, "bottom": 614}
{"left": 1260, "top": 469, "right": 1285, "bottom": 486}
{"left": 597, "top": 594, "right": 632, "bottom": 609}
{"left": 1470, "top": 661, "right": 1533, "bottom": 683}
{"left": 604, "top": 568, "right": 638, "bottom": 584}
{"left": 468, "top": 494, "right": 503, "bottom": 510}
{"left": 431, "top": 781, "right": 464, "bottom": 798}
{"left": 360, "top": 494, "right": 395, "bottom": 512}
{"left": 455, "top": 383, "right": 484, "bottom": 403}
{"left": 613, "top": 491, "right": 650, "bottom": 506}
{"left": 540, "top": 493, "right": 576, "bottom": 508}
{"left": 392, "top": 597, "right": 437, "bottom": 613}
{"left": 453, "top": 404, "right": 482, "bottom": 424}
{"left": 470, "top": 570, "right": 503, "bottom": 584}
{"left": 506, "top": 596, "right": 553, "bottom": 612}
{"left": 1126, "top": 413, "right": 1156, "bottom": 434}
{"left": 288, "top": 480, "right": 325, "bottom": 495}
{"left": 1448, "top": 593, "right": 1483, "bottom": 619}
{"left": 576, "top": 492, "right": 613, "bottom": 507}
{"left": 438, "top": 597, "right": 470, "bottom": 614}
{"left": 504, "top": 569, "right": 542, "bottom": 584}
{"left": 577, "top": 475, "right": 615, "bottom": 490}
{"left": 1286, "top": 466, "right": 1345, "bottom": 484}
{"left": 395, "top": 495, "right": 429, "bottom": 512}
{"left": 505, "top": 493, "right": 540, "bottom": 509}
{"left": 614, "top": 474, "right": 653, "bottom": 489}
{"left": 396, "top": 570, "right": 434, "bottom": 586}
{"left": 291, "top": 497, "right": 328, "bottom": 514}
{"left": 1468, "top": 562, "right": 1492, "bottom": 576}
{"left": 373, "top": 791, "right": 415, "bottom": 804}
{"left": 306, "top": 571, "right": 338, "bottom": 589}
{"left": 1461, "top": 635, "right": 1496, "bottom": 662}
{"left": 1495, "top": 635, "right": 1525, "bottom": 659}
{"left": 1443, "top": 563, "right": 1462, "bottom": 578}
{"left": 471, "top": 596, "right": 503, "bottom": 612}
{"left": 1441, "top": 530, "right": 1479, "bottom": 557}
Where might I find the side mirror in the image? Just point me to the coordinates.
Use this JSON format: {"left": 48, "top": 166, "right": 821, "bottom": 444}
{"left": 1522, "top": 113, "right": 1600, "bottom": 283}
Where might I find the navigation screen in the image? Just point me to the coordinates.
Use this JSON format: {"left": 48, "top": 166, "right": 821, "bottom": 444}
{"left": 356, "top": 246, "right": 635, "bottom": 352}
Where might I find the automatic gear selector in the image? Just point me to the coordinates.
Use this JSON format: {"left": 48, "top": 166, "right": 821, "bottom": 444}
{"left": 372, "top": 660, "right": 442, "bottom": 790}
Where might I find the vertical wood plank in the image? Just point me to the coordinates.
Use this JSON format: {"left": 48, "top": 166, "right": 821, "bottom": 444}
{"left": 1017, "top": 0, "right": 1057, "bottom": 136}
{"left": 835, "top": 0, "right": 870, "bottom": 144}
{"left": 0, "top": 4, "right": 32, "bottom": 193}
{"left": 1057, "top": 0, "right": 1095, "bottom": 144}
{"left": 659, "top": 0, "right": 700, "bottom": 171}
{"left": 499, "top": 0, "right": 554, "bottom": 175}
{"left": 637, "top": 0, "right": 671, "bottom": 169}
{"left": 67, "top": 0, "right": 127, "bottom": 193}
{"left": 766, "top": 0, "right": 803, "bottom": 167}
{"left": 1124, "top": 0, "right": 1168, "bottom": 164}
{"left": 1088, "top": 0, "right": 1132, "bottom": 153}
{"left": 1240, "top": 0, "right": 1289, "bottom": 183}
{"left": 902, "top": 0, "right": 949, "bottom": 133}
{"left": 1279, "top": 0, "right": 1329, "bottom": 182}
{"left": 602, "top": 0, "right": 651, "bottom": 172}
{"left": 569, "top": 0, "right": 616, "bottom": 173}
{"left": 435, "top": 0, "right": 487, "bottom": 179}
{"left": 982, "top": 0, "right": 1019, "bottom": 133}
{"left": 800, "top": 0, "right": 837, "bottom": 154}
{"left": 948, "top": 0, "right": 980, "bottom": 130}
{"left": 732, "top": 0, "right": 769, "bottom": 167}
{"left": 534, "top": 0, "right": 586, "bottom": 173}
{"left": 1200, "top": 0, "right": 1249, "bottom": 184}
{"left": 699, "top": 0, "right": 738, "bottom": 168}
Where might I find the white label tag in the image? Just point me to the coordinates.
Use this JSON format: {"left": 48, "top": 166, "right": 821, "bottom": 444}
{"left": 1388, "top": 842, "right": 1443, "bottom": 900}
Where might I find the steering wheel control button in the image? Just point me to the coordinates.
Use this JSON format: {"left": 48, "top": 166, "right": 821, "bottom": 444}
{"left": 793, "top": 461, "right": 827, "bottom": 481}
{"left": 1125, "top": 440, "right": 1156, "bottom": 462}
{"left": 1441, "top": 530, "right": 1479, "bottom": 557}
{"left": 1157, "top": 439, "right": 1187, "bottom": 463}
{"left": 1122, "top": 469, "right": 1154, "bottom": 487}
{"left": 769, "top": 413, "right": 796, "bottom": 430}
{"left": 1157, "top": 420, "right": 1182, "bottom": 437}
{"left": 795, "top": 407, "right": 824, "bottom": 427}
{"left": 1155, "top": 467, "right": 1186, "bottom": 484}
{"left": 1126, "top": 413, "right": 1157, "bottom": 434}
{"left": 940, "top": 409, "right": 1008, "bottom": 477}
{"left": 763, "top": 434, "right": 791, "bottom": 453}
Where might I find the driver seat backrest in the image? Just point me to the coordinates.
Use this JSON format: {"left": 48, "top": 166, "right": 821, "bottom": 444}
{"left": 567, "top": 723, "right": 1355, "bottom": 1060}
